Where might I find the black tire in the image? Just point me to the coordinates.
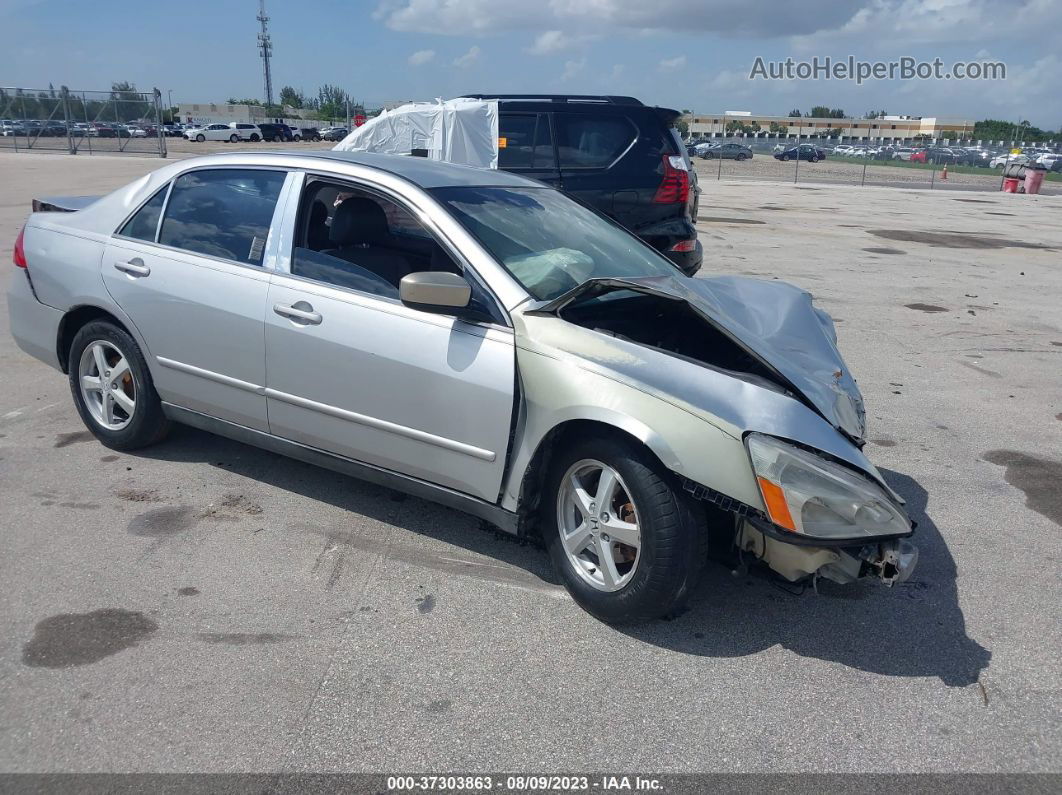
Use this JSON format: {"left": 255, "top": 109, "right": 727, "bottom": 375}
{"left": 250, "top": 133, "right": 260, "bottom": 142}
{"left": 781, "top": 154, "right": 790, "bottom": 161}
{"left": 810, "top": 155, "right": 819, "bottom": 163}
{"left": 736, "top": 153, "right": 747, "bottom": 161}
{"left": 196, "top": 133, "right": 205, "bottom": 142}
{"left": 67, "top": 321, "right": 170, "bottom": 451}
{"left": 543, "top": 434, "right": 704, "bottom": 623}
{"left": 229, "top": 133, "right": 239, "bottom": 143}
{"left": 292, "top": 134, "right": 301, "bottom": 142}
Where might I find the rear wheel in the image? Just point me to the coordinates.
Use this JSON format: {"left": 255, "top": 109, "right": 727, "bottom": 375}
{"left": 810, "top": 155, "right": 819, "bottom": 162}
{"left": 293, "top": 134, "right": 301, "bottom": 142}
{"left": 250, "top": 133, "right": 260, "bottom": 142}
{"left": 544, "top": 435, "right": 704, "bottom": 623}
{"left": 68, "top": 321, "right": 170, "bottom": 451}
{"left": 229, "top": 133, "right": 239, "bottom": 143}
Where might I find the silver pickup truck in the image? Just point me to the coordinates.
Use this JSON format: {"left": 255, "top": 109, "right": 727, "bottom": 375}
{"left": 7, "top": 150, "right": 916, "bottom": 622}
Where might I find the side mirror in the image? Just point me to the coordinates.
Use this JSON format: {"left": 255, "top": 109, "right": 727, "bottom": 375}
{"left": 399, "top": 271, "right": 472, "bottom": 314}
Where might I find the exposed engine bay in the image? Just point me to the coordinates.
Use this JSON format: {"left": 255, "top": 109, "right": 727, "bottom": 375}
{"left": 559, "top": 291, "right": 791, "bottom": 395}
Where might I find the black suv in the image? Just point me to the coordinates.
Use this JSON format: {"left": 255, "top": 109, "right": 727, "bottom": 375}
{"left": 258, "top": 123, "right": 294, "bottom": 142}
{"left": 464, "top": 94, "right": 702, "bottom": 275}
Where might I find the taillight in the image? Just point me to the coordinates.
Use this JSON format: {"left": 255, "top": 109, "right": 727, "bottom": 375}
{"left": 668, "top": 239, "right": 697, "bottom": 253}
{"left": 653, "top": 154, "right": 689, "bottom": 204}
{"left": 13, "top": 225, "right": 27, "bottom": 268}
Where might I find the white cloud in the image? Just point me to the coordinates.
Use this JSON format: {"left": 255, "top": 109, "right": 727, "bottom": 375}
{"left": 609, "top": 64, "right": 625, "bottom": 80}
{"left": 407, "top": 49, "right": 435, "bottom": 66}
{"left": 561, "top": 58, "right": 586, "bottom": 82}
{"left": 658, "top": 55, "right": 686, "bottom": 71}
{"left": 527, "top": 29, "right": 594, "bottom": 54}
{"left": 452, "top": 45, "right": 482, "bottom": 68}
{"left": 377, "top": 0, "right": 872, "bottom": 37}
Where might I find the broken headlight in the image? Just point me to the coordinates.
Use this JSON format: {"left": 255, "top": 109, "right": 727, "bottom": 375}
{"left": 745, "top": 433, "right": 910, "bottom": 540}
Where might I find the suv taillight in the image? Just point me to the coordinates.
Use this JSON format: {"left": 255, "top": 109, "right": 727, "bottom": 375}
{"left": 653, "top": 154, "right": 689, "bottom": 204}
{"left": 13, "top": 225, "right": 27, "bottom": 268}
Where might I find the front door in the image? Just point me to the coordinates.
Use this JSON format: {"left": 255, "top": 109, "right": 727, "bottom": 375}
{"left": 263, "top": 178, "right": 516, "bottom": 502}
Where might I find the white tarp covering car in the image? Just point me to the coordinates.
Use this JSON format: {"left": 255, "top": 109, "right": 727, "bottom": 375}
{"left": 332, "top": 98, "right": 500, "bottom": 169}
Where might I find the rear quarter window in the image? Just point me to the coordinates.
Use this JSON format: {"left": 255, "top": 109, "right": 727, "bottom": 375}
{"left": 555, "top": 115, "right": 636, "bottom": 169}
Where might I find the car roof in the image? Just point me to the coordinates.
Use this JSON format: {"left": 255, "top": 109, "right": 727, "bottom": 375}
{"left": 216, "top": 149, "right": 542, "bottom": 189}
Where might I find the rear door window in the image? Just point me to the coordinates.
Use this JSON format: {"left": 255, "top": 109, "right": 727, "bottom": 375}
{"left": 498, "top": 113, "right": 555, "bottom": 170}
{"left": 158, "top": 169, "right": 286, "bottom": 265}
{"left": 555, "top": 115, "right": 636, "bottom": 169}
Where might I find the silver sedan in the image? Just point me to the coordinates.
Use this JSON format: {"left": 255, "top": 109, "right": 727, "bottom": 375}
{"left": 7, "top": 150, "right": 916, "bottom": 622}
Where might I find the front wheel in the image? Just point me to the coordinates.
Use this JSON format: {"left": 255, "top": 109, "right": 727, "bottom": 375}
{"left": 781, "top": 154, "right": 790, "bottom": 161}
{"left": 68, "top": 321, "right": 170, "bottom": 451}
{"left": 544, "top": 435, "right": 704, "bottom": 623}
{"left": 292, "top": 134, "right": 301, "bottom": 142}
{"left": 810, "top": 155, "right": 819, "bottom": 162}
{"left": 196, "top": 133, "right": 205, "bottom": 142}
{"left": 735, "top": 153, "right": 747, "bottom": 161}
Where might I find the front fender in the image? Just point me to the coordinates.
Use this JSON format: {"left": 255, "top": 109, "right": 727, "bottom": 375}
{"left": 501, "top": 344, "right": 764, "bottom": 514}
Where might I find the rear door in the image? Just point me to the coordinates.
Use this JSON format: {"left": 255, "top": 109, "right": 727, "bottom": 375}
{"left": 101, "top": 167, "right": 290, "bottom": 431}
{"left": 497, "top": 112, "right": 560, "bottom": 187}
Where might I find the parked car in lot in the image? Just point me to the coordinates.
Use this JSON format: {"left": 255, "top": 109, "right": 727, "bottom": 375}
{"left": 184, "top": 123, "right": 232, "bottom": 142}
{"left": 964, "top": 148, "right": 993, "bottom": 167}
{"left": 908, "top": 149, "right": 928, "bottom": 163}
{"left": 321, "top": 126, "right": 349, "bottom": 142}
{"left": 470, "top": 93, "right": 702, "bottom": 276}
{"left": 229, "top": 123, "right": 262, "bottom": 142}
{"left": 298, "top": 127, "right": 321, "bottom": 142}
{"left": 257, "top": 123, "right": 295, "bottom": 142}
{"left": 700, "top": 142, "right": 753, "bottom": 161}
{"left": 774, "top": 144, "right": 826, "bottom": 162}
{"left": 891, "top": 147, "right": 918, "bottom": 161}
{"left": 990, "top": 152, "right": 1029, "bottom": 168}
{"left": 7, "top": 150, "right": 916, "bottom": 622}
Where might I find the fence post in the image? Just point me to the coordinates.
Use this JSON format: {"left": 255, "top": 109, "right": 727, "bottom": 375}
{"left": 62, "top": 87, "right": 75, "bottom": 155}
{"left": 153, "top": 88, "right": 167, "bottom": 158}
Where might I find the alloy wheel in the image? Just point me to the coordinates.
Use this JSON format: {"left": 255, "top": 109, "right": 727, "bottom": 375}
{"left": 78, "top": 341, "right": 136, "bottom": 430}
{"left": 556, "top": 459, "right": 641, "bottom": 592}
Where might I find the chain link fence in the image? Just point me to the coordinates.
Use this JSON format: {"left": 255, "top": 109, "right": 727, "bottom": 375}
{"left": 0, "top": 86, "right": 167, "bottom": 157}
{"left": 687, "top": 134, "right": 1061, "bottom": 196}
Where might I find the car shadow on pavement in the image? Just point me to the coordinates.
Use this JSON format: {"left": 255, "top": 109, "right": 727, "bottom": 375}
{"left": 621, "top": 467, "right": 991, "bottom": 687}
{"left": 134, "top": 425, "right": 561, "bottom": 587}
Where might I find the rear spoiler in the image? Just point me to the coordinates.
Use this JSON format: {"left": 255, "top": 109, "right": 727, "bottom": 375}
{"left": 32, "top": 196, "right": 100, "bottom": 213}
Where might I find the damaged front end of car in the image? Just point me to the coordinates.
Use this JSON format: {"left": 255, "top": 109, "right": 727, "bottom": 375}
{"left": 519, "top": 273, "right": 916, "bottom": 590}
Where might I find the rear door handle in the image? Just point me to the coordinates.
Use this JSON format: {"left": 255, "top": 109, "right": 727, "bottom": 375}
{"left": 114, "top": 258, "right": 150, "bottom": 277}
{"left": 273, "top": 302, "right": 322, "bottom": 325}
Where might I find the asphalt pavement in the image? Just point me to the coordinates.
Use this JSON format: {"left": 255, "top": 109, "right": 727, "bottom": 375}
{"left": 0, "top": 152, "right": 1059, "bottom": 775}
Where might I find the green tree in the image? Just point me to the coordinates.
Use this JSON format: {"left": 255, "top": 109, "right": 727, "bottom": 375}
{"left": 228, "top": 98, "right": 262, "bottom": 106}
{"left": 675, "top": 118, "right": 689, "bottom": 136}
{"left": 279, "top": 86, "right": 305, "bottom": 108}
{"left": 788, "top": 108, "right": 802, "bottom": 117}
{"left": 110, "top": 81, "right": 149, "bottom": 122}
{"left": 768, "top": 121, "right": 787, "bottom": 134}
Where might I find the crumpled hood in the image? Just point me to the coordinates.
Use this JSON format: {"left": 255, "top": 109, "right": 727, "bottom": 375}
{"left": 538, "top": 274, "right": 867, "bottom": 443}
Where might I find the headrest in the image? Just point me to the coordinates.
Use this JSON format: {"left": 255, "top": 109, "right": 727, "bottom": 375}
{"left": 330, "top": 197, "right": 389, "bottom": 246}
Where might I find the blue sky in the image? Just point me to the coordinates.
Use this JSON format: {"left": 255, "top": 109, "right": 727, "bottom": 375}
{"left": 2, "top": 0, "right": 1059, "bottom": 129}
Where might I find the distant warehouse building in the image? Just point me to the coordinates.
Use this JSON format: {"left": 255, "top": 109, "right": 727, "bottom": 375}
{"left": 682, "top": 112, "right": 976, "bottom": 141}
{"left": 176, "top": 102, "right": 304, "bottom": 127}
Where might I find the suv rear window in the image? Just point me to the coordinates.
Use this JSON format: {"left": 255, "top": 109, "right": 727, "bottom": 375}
{"left": 555, "top": 116, "right": 636, "bottom": 168}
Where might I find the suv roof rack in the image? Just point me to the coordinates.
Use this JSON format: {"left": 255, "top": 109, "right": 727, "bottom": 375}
{"left": 460, "top": 94, "right": 644, "bottom": 106}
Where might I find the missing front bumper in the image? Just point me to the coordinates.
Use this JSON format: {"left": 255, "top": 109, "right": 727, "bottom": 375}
{"left": 736, "top": 519, "right": 918, "bottom": 587}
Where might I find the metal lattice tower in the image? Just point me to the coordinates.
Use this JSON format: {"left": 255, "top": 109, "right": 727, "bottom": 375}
{"left": 257, "top": 0, "right": 274, "bottom": 106}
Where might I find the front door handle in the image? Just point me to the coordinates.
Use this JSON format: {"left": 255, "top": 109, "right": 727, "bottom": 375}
{"left": 114, "top": 258, "right": 150, "bottom": 277}
{"left": 273, "top": 302, "right": 322, "bottom": 325}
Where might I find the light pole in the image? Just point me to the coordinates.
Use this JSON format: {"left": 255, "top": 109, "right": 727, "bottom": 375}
{"left": 167, "top": 90, "right": 173, "bottom": 123}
